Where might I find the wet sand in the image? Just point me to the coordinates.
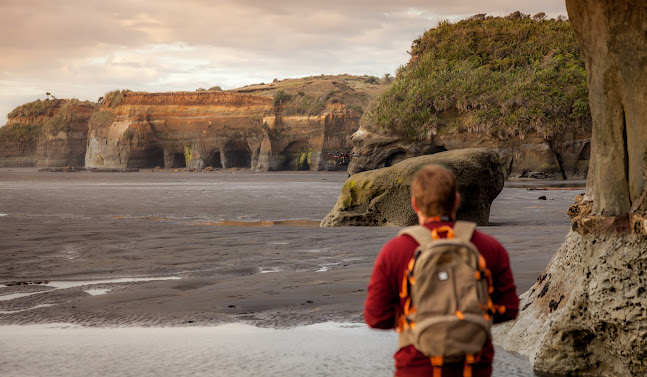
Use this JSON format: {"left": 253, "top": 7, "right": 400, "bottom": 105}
{"left": 0, "top": 168, "right": 581, "bottom": 375}
{"left": 0, "top": 168, "right": 580, "bottom": 327}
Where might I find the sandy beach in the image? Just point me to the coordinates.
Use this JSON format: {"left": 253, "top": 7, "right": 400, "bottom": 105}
{"left": 0, "top": 168, "right": 581, "bottom": 376}
{"left": 0, "top": 168, "right": 580, "bottom": 327}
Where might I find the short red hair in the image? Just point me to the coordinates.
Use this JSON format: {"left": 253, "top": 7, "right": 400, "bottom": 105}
{"left": 410, "top": 165, "right": 457, "bottom": 217}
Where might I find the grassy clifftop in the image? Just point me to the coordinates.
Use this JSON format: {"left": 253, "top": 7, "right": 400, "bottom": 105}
{"left": 2, "top": 99, "right": 96, "bottom": 144}
{"left": 364, "top": 13, "right": 590, "bottom": 140}
{"left": 231, "top": 74, "right": 389, "bottom": 116}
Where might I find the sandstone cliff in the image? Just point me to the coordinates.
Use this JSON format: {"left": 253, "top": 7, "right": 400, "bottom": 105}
{"left": 85, "top": 89, "right": 363, "bottom": 171}
{"left": 1, "top": 75, "right": 386, "bottom": 170}
{"left": 0, "top": 99, "right": 96, "bottom": 167}
{"left": 494, "top": 3, "right": 647, "bottom": 376}
{"left": 350, "top": 126, "right": 591, "bottom": 180}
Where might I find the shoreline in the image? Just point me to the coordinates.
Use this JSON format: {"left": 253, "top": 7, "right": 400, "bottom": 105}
{"left": 0, "top": 169, "right": 577, "bottom": 329}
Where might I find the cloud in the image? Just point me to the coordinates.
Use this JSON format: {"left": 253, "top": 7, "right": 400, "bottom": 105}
{"left": 0, "top": 0, "right": 568, "bottom": 123}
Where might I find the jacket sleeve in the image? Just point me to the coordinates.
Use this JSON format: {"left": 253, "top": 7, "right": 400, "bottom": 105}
{"left": 364, "top": 240, "right": 401, "bottom": 329}
{"left": 490, "top": 243, "right": 520, "bottom": 324}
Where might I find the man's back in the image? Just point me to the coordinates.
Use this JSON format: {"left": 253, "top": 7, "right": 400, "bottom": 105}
{"left": 364, "top": 221, "right": 519, "bottom": 377}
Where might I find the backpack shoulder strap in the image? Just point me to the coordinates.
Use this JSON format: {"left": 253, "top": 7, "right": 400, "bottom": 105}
{"left": 397, "top": 225, "right": 433, "bottom": 246}
{"left": 452, "top": 221, "right": 477, "bottom": 242}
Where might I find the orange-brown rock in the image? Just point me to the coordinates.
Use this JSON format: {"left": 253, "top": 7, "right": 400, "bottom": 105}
{"left": 85, "top": 91, "right": 361, "bottom": 171}
{"left": 0, "top": 99, "right": 95, "bottom": 167}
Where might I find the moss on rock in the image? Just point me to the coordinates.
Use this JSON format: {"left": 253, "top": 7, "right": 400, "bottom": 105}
{"left": 321, "top": 148, "right": 503, "bottom": 227}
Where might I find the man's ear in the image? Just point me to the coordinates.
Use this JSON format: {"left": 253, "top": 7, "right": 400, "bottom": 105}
{"left": 411, "top": 196, "right": 419, "bottom": 212}
{"left": 454, "top": 192, "right": 461, "bottom": 212}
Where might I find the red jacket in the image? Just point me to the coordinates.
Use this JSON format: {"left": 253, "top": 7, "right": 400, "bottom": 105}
{"left": 364, "top": 221, "right": 519, "bottom": 377}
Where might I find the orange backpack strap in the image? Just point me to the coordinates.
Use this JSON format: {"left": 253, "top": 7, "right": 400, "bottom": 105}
{"left": 398, "top": 225, "right": 434, "bottom": 246}
{"left": 452, "top": 221, "right": 476, "bottom": 242}
{"left": 463, "top": 354, "right": 475, "bottom": 377}
{"left": 430, "top": 356, "right": 443, "bottom": 377}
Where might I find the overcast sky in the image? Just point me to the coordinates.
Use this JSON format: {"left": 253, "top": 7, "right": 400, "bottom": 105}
{"left": 0, "top": 0, "right": 567, "bottom": 124}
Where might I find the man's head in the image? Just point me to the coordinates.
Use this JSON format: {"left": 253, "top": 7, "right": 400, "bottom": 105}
{"left": 410, "top": 165, "right": 459, "bottom": 222}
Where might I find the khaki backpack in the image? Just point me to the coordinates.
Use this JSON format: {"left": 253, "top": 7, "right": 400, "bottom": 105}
{"left": 397, "top": 221, "right": 504, "bottom": 377}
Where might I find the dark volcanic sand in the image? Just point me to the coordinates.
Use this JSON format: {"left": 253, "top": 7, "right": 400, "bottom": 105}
{"left": 0, "top": 168, "right": 580, "bottom": 328}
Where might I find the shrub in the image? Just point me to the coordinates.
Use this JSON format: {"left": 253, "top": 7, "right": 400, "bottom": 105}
{"left": 208, "top": 86, "right": 223, "bottom": 91}
{"left": 0, "top": 123, "right": 42, "bottom": 143}
{"left": 365, "top": 76, "right": 379, "bottom": 84}
{"left": 89, "top": 110, "right": 115, "bottom": 129}
{"left": 365, "top": 13, "right": 590, "bottom": 140}
{"left": 103, "top": 90, "right": 132, "bottom": 108}
{"left": 7, "top": 99, "right": 60, "bottom": 119}
{"left": 273, "top": 89, "right": 292, "bottom": 107}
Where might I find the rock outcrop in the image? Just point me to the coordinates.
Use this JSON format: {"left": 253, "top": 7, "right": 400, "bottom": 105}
{"left": 321, "top": 148, "right": 503, "bottom": 227}
{"left": 494, "top": 231, "right": 647, "bottom": 376}
{"left": 0, "top": 76, "right": 386, "bottom": 170}
{"left": 495, "top": 3, "right": 647, "bottom": 376}
{"left": 350, "top": 14, "right": 592, "bottom": 180}
{"left": 0, "top": 99, "right": 95, "bottom": 167}
{"left": 85, "top": 91, "right": 361, "bottom": 171}
{"left": 349, "top": 127, "right": 591, "bottom": 180}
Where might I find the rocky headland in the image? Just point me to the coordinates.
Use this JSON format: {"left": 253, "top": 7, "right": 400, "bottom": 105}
{"left": 0, "top": 75, "right": 387, "bottom": 171}
{"left": 350, "top": 13, "right": 592, "bottom": 180}
{"left": 0, "top": 99, "right": 96, "bottom": 167}
{"left": 1, "top": 18, "right": 594, "bottom": 178}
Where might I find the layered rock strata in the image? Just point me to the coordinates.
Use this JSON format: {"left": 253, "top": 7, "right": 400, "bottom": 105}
{"left": 85, "top": 92, "right": 360, "bottom": 171}
{"left": 0, "top": 100, "right": 95, "bottom": 167}
{"left": 321, "top": 148, "right": 503, "bottom": 227}
{"left": 349, "top": 127, "right": 590, "bottom": 180}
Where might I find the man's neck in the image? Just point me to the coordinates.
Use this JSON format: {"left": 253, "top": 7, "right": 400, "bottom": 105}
{"left": 418, "top": 213, "right": 454, "bottom": 225}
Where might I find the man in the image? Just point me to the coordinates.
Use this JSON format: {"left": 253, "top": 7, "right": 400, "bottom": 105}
{"left": 364, "top": 164, "right": 519, "bottom": 377}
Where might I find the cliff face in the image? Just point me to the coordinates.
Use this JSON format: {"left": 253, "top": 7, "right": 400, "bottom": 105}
{"left": 349, "top": 125, "right": 591, "bottom": 180}
{"left": 0, "top": 99, "right": 95, "bottom": 167}
{"left": 495, "top": 3, "right": 647, "bottom": 376}
{"left": 352, "top": 14, "right": 592, "bottom": 180}
{"left": 85, "top": 91, "right": 361, "bottom": 171}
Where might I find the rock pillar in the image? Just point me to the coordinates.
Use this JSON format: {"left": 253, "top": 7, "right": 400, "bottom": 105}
{"left": 494, "top": 3, "right": 647, "bottom": 376}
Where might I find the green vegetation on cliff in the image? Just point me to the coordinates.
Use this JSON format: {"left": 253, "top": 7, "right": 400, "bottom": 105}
{"left": 2, "top": 99, "right": 95, "bottom": 143}
{"left": 89, "top": 110, "right": 115, "bottom": 129}
{"left": 103, "top": 90, "right": 133, "bottom": 108}
{"left": 42, "top": 101, "right": 80, "bottom": 135}
{"left": 364, "top": 13, "right": 590, "bottom": 140}
{"left": 7, "top": 99, "right": 62, "bottom": 119}
{"left": 0, "top": 123, "right": 42, "bottom": 143}
{"left": 233, "top": 75, "right": 388, "bottom": 116}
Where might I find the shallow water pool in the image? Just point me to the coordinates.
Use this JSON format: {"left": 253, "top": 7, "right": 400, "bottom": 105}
{"left": 0, "top": 322, "right": 536, "bottom": 377}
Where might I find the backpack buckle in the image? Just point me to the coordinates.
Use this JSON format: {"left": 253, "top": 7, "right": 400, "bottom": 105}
{"left": 431, "top": 225, "right": 454, "bottom": 240}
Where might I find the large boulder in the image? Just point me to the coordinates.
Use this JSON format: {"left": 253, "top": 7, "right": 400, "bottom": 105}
{"left": 321, "top": 148, "right": 503, "bottom": 227}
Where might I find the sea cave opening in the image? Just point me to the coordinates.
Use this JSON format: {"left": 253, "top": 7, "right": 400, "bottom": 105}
{"left": 171, "top": 152, "right": 186, "bottom": 168}
{"left": 208, "top": 150, "right": 223, "bottom": 169}
{"left": 224, "top": 141, "right": 251, "bottom": 168}
{"left": 131, "top": 145, "right": 165, "bottom": 168}
{"left": 280, "top": 141, "right": 311, "bottom": 171}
